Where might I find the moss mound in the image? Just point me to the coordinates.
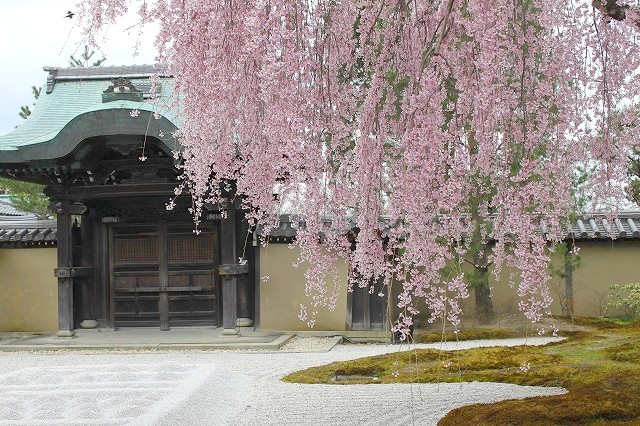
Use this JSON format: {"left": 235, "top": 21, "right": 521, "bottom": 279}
{"left": 605, "top": 340, "right": 640, "bottom": 363}
{"left": 284, "top": 322, "right": 640, "bottom": 424}
{"left": 570, "top": 316, "right": 640, "bottom": 330}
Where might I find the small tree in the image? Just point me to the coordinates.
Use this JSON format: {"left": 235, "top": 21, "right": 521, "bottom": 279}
{"left": 628, "top": 149, "right": 640, "bottom": 207}
{"left": 18, "top": 86, "right": 41, "bottom": 120}
{"left": 549, "top": 243, "right": 582, "bottom": 319}
{"left": 69, "top": 45, "right": 106, "bottom": 68}
{"left": 606, "top": 284, "right": 640, "bottom": 319}
{"left": 6, "top": 46, "right": 107, "bottom": 218}
{"left": 0, "top": 178, "right": 51, "bottom": 218}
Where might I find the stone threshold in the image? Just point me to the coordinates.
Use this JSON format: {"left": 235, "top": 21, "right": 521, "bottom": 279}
{"left": 0, "top": 333, "right": 294, "bottom": 352}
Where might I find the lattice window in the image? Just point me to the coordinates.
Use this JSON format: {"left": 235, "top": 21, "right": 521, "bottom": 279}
{"left": 168, "top": 234, "right": 214, "bottom": 263}
{"left": 114, "top": 237, "right": 159, "bottom": 264}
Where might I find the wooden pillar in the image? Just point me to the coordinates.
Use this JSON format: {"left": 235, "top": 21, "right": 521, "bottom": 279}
{"left": 95, "top": 221, "right": 109, "bottom": 327}
{"left": 253, "top": 242, "right": 261, "bottom": 330}
{"left": 219, "top": 201, "right": 240, "bottom": 336}
{"left": 78, "top": 213, "right": 96, "bottom": 327}
{"left": 236, "top": 209, "right": 253, "bottom": 327}
{"left": 56, "top": 200, "right": 75, "bottom": 337}
{"left": 159, "top": 220, "right": 170, "bottom": 331}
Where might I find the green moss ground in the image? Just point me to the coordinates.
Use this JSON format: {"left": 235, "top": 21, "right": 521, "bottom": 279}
{"left": 283, "top": 318, "right": 640, "bottom": 425}
{"left": 417, "top": 327, "right": 524, "bottom": 343}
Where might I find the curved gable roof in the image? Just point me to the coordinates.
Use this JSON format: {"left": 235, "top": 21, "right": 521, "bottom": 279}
{"left": 0, "top": 65, "right": 181, "bottom": 164}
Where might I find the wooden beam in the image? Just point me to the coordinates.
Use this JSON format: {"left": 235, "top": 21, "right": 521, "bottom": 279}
{"left": 65, "top": 183, "right": 178, "bottom": 200}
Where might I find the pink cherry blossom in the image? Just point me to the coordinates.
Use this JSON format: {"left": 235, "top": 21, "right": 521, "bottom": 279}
{"left": 79, "top": 0, "right": 640, "bottom": 329}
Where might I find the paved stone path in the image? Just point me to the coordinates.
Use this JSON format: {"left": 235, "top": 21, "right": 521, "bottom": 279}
{"left": 0, "top": 338, "right": 565, "bottom": 425}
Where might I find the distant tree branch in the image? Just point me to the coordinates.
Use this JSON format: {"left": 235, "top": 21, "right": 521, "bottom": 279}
{"left": 592, "top": 0, "right": 640, "bottom": 28}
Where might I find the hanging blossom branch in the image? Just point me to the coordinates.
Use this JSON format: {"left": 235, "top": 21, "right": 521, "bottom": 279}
{"left": 79, "top": 0, "right": 640, "bottom": 331}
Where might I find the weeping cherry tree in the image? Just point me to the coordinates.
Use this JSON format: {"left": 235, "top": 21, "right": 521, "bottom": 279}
{"left": 79, "top": 0, "right": 640, "bottom": 334}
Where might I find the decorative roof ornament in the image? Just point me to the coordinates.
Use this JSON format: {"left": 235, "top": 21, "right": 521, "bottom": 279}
{"left": 102, "top": 77, "right": 144, "bottom": 103}
{"left": 105, "top": 77, "right": 141, "bottom": 93}
{"left": 44, "top": 66, "right": 58, "bottom": 94}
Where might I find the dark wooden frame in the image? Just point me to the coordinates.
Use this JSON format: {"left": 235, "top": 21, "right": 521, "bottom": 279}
{"left": 108, "top": 219, "right": 221, "bottom": 330}
{"left": 347, "top": 277, "right": 388, "bottom": 331}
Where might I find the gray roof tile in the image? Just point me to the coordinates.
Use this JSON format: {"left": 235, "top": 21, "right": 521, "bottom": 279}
{"left": 566, "top": 214, "right": 640, "bottom": 239}
{"left": 0, "top": 220, "right": 56, "bottom": 247}
{"left": 268, "top": 213, "right": 640, "bottom": 242}
{"left": 1, "top": 213, "right": 639, "bottom": 248}
{"left": 0, "top": 199, "right": 36, "bottom": 218}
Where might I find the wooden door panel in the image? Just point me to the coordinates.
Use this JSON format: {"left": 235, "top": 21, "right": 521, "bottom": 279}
{"left": 350, "top": 277, "right": 387, "bottom": 331}
{"left": 193, "top": 274, "right": 215, "bottom": 287}
{"left": 111, "top": 222, "right": 219, "bottom": 328}
{"left": 114, "top": 275, "right": 136, "bottom": 289}
{"left": 166, "top": 271, "right": 218, "bottom": 326}
{"left": 168, "top": 274, "right": 189, "bottom": 287}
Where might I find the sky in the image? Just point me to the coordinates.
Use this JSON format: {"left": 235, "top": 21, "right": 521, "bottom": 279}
{"left": 0, "top": 0, "right": 158, "bottom": 135}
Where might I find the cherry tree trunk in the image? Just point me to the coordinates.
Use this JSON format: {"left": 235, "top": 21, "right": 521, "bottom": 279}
{"left": 474, "top": 268, "right": 495, "bottom": 324}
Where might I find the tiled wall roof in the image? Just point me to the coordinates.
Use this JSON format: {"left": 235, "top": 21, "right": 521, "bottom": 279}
{"left": 565, "top": 214, "right": 640, "bottom": 239}
{"left": 0, "top": 220, "right": 57, "bottom": 247}
{"left": 1, "top": 213, "right": 639, "bottom": 248}
{"left": 268, "top": 213, "right": 640, "bottom": 243}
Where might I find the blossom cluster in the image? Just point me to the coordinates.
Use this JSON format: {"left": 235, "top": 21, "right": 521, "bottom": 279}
{"left": 80, "top": 0, "right": 640, "bottom": 329}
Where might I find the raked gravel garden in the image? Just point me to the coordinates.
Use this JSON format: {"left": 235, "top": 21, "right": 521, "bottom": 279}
{"left": 0, "top": 336, "right": 564, "bottom": 425}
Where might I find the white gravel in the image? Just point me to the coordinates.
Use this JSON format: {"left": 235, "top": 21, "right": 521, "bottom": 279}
{"left": 0, "top": 337, "right": 566, "bottom": 425}
{"left": 278, "top": 336, "right": 340, "bottom": 352}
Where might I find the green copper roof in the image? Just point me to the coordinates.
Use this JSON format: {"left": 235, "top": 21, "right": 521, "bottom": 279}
{"left": 0, "top": 65, "right": 180, "bottom": 163}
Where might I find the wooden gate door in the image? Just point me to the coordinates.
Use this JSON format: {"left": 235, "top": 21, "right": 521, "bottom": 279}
{"left": 349, "top": 277, "right": 387, "bottom": 331}
{"left": 111, "top": 221, "right": 219, "bottom": 329}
